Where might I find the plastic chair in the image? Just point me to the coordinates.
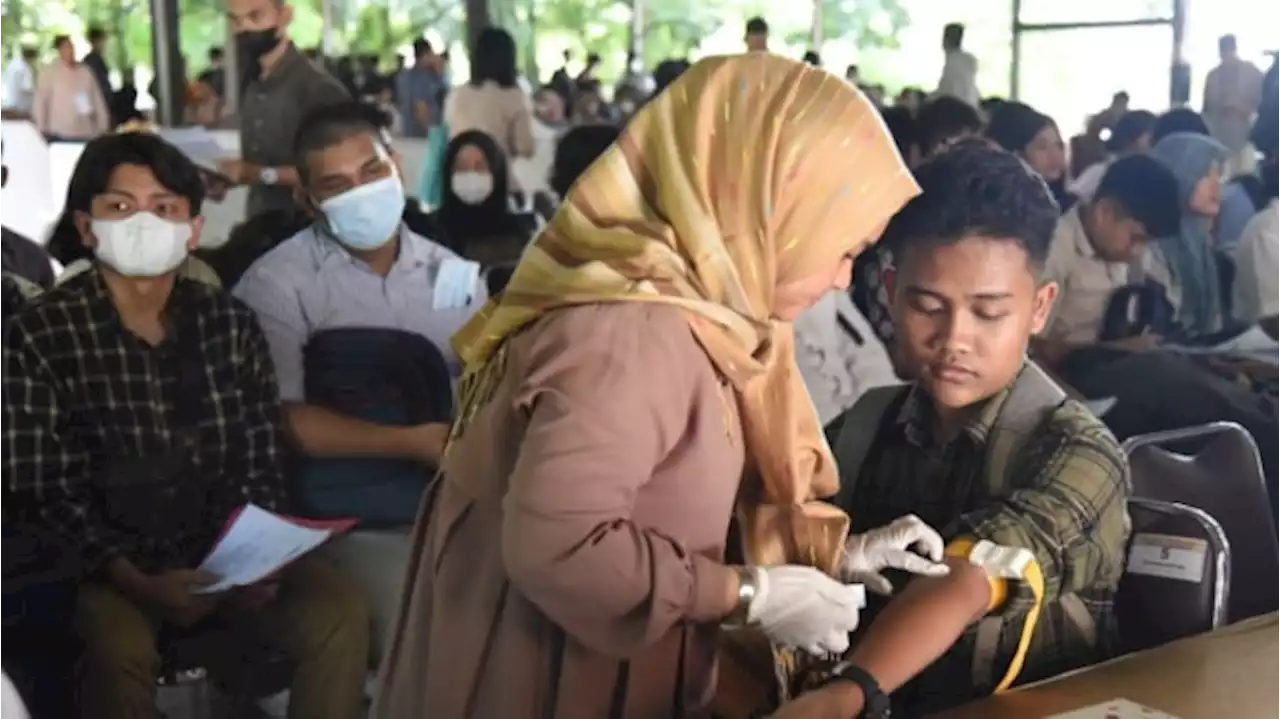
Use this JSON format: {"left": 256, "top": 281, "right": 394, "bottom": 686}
{"left": 1115, "top": 497, "right": 1230, "bottom": 654}
{"left": 1123, "top": 422, "right": 1279, "bottom": 623}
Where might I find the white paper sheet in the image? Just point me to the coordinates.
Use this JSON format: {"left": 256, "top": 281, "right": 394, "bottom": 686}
{"left": 155, "top": 126, "right": 233, "bottom": 176}
{"left": 1048, "top": 698, "right": 1180, "bottom": 718}
{"left": 195, "top": 504, "right": 340, "bottom": 593}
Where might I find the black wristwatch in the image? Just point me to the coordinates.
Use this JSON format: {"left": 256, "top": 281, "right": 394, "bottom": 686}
{"left": 822, "top": 661, "right": 890, "bottom": 719}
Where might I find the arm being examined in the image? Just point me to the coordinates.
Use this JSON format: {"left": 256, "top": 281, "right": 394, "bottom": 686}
{"left": 847, "top": 555, "right": 996, "bottom": 693}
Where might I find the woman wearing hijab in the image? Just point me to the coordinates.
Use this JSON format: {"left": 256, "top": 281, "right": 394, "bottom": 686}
{"left": 373, "top": 54, "right": 942, "bottom": 718}
{"left": 426, "top": 130, "right": 539, "bottom": 263}
{"left": 986, "top": 101, "right": 1073, "bottom": 211}
{"left": 1146, "top": 131, "right": 1230, "bottom": 337}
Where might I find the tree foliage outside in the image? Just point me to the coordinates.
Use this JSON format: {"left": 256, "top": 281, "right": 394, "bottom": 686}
{"left": 1, "top": 0, "right": 921, "bottom": 85}
{"left": 2, "top": 0, "right": 1128, "bottom": 114}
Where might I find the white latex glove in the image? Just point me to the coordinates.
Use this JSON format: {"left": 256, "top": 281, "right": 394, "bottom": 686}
{"left": 841, "top": 514, "right": 951, "bottom": 595}
{"left": 747, "top": 565, "right": 866, "bottom": 656}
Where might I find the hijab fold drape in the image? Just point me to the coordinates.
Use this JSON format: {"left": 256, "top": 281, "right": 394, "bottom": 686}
{"left": 450, "top": 53, "right": 919, "bottom": 575}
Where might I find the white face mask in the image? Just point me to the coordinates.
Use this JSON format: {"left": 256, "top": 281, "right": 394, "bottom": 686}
{"left": 451, "top": 171, "right": 493, "bottom": 205}
{"left": 91, "top": 212, "right": 193, "bottom": 277}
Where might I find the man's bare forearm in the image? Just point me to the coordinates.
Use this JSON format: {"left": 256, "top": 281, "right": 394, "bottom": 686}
{"left": 847, "top": 557, "right": 992, "bottom": 692}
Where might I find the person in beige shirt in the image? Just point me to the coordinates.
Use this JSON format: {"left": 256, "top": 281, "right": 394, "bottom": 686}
{"left": 33, "top": 35, "right": 110, "bottom": 140}
{"left": 444, "top": 28, "right": 534, "bottom": 163}
{"left": 1036, "top": 155, "right": 1181, "bottom": 372}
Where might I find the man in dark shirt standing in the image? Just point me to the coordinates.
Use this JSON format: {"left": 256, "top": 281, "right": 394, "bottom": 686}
{"left": 82, "top": 26, "right": 113, "bottom": 121}
{"left": 219, "top": 0, "right": 349, "bottom": 217}
{"left": 4, "top": 132, "right": 368, "bottom": 719}
{"left": 197, "top": 46, "right": 227, "bottom": 101}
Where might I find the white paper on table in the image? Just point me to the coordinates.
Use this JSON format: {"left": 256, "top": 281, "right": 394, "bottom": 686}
{"left": 155, "top": 126, "right": 234, "bottom": 177}
{"left": 194, "top": 504, "right": 338, "bottom": 593}
{"left": 1047, "top": 698, "right": 1181, "bottom": 719}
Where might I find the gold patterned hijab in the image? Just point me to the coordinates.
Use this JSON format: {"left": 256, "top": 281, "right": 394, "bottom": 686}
{"left": 451, "top": 53, "right": 919, "bottom": 574}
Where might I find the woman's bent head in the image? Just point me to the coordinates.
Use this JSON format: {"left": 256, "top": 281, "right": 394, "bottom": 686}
{"left": 539, "top": 53, "right": 919, "bottom": 331}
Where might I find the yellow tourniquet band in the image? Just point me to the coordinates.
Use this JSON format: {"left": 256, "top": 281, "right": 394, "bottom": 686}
{"left": 944, "top": 537, "right": 1045, "bottom": 693}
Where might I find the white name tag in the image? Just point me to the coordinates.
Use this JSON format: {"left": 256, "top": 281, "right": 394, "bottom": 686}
{"left": 432, "top": 257, "right": 480, "bottom": 310}
{"left": 74, "top": 91, "right": 94, "bottom": 116}
{"left": 1125, "top": 533, "right": 1208, "bottom": 583}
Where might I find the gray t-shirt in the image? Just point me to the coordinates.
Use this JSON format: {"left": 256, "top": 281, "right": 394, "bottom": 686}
{"left": 396, "top": 67, "right": 444, "bottom": 138}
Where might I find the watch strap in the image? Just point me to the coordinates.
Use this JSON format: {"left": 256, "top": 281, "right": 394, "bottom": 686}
{"left": 825, "top": 661, "right": 890, "bottom": 718}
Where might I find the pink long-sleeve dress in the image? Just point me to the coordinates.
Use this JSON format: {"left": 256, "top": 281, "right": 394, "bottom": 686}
{"left": 374, "top": 302, "right": 746, "bottom": 718}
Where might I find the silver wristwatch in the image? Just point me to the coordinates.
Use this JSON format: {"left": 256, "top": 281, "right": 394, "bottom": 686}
{"left": 726, "top": 566, "right": 760, "bottom": 627}
{"left": 258, "top": 166, "right": 279, "bottom": 185}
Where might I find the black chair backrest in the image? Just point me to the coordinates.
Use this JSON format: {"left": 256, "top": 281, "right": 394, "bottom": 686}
{"left": 1123, "top": 422, "right": 1279, "bottom": 623}
{"left": 1116, "top": 497, "right": 1229, "bottom": 654}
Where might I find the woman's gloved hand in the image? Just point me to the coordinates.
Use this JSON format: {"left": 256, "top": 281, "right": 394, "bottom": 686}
{"left": 748, "top": 565, "right": 866, "bottom": 656}
{"left": 840, "top": 514, "right": 951, "bottom": 595}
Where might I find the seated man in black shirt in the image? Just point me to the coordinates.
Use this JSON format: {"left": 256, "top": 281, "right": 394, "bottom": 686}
{"left": 3, "top": 132, "right": 368, "bottom": 719}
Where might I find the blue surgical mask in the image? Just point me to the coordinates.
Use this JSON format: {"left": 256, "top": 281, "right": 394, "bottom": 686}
{"left": 319, "top": 175, "right": 406, "bottom": 250}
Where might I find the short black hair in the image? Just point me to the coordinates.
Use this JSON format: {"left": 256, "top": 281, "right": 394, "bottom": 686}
{"left": 1092, "top": 154, "right": 1181, "bottom": 238}
{"left": 653, "top": 58, "right": 691, "bottom": 94}
{"left": 1113, "top": 91, "right": 1130, "bottom": 104}
{"left": 471, "top": 27, "right": 518, "bottom": 88}
{"left": 412, "top": 38, "right": 433, "bottom": 58}
{"left": 47, "top": 132, "right": 205, "bottom": 265}
{"left": 550, "top": 124, "right": 620, "bottom": 198}
{"left": 52, "top": 35, "right": 71, "bottom": 51}
{"left": 1220, "top": 34, "right": 1238, "bottom": 53}
{"left": 21, "top": 46, "right": 37, "bottom": 60}
{"left": 1152, "top": 108, "right": 1209, "bottom": 144}
{"left": 879, "top": 105, "right": 917, "bottom": 161}
{"left": 802, "top": 50, "right": 821, "bottom": 66}
{"left": 87, "top": 26, "right": 106, "bottom": 42}
{"left": 881, "top": 138, "right": 1059, "bottom": 273}
{"left": 1107, "top": 109, "right": 1157, "bottom": 153}
{"left": 943, "top": 23, "right": 964, "bottom": 46}
{"left": 292, "top": 101, "right": 392, "bottom": 185}
{"left": 916, "top": 96, "right": 983, "bottom": 154}
{"left": 209, "top": 46, "right": 224, "bottom": 60}
{"left": 745, "top": 17, "right": 769, "bottom": 35}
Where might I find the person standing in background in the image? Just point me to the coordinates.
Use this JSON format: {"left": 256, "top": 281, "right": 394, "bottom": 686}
{"left": 1204, "top": 34, "right": 1264, "bottom": 176}
{"left": 82, "top": 27, "right": 113, "bottom": 119}
{"left": 445, "top": 27, "right": 534, "bottom": 163}
{"left": 219, "top": 0, "right": 350, "bottom": 216}
{"left": 936, "top": 22, "right": 979, "bottom": 108}
{"left": 397, "top": 39, "right": 443, "bottom": 139}
{"left": 2, "top": 47, "right": 39, "bottom": 115}
{"left": 197, "top": 47, "right": 227, "bottom": 101}
{"left": 745, "top": 16, "right": 769, "bottom": 52}
{"left": 32, "top": 35, "right": 110, "bottom": 140}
